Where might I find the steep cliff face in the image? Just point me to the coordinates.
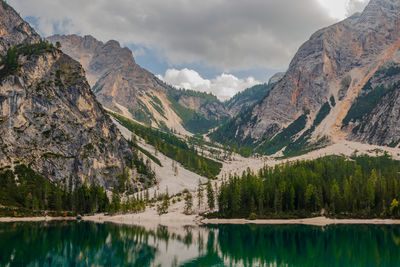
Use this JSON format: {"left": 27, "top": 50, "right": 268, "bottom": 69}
{"left": 212, "top": 0, "right": 400, "bottom": 154}
{"left": 225, "top": 83, "right": 275, "bottom": 117}
{"left": 268, "top": 72, "right": 285, "bottom": 85}
{"left": 0, "top": 3, "right": 145, "bottom": 189}
{"left": 48, "top": 34, "right": 230, "bottom": 135}
{"left": 344, "top": 58, "right": 400, "bottom": 147}
{"left": 0, "top": 44, "right": 137, "bottom": 188}
{"left": 0, "top": 0, "right": 40, "bottom": 55}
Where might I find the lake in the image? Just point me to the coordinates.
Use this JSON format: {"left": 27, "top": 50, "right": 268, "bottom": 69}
{"left": 0, "top": 221, "right": 399, "bottom": 266}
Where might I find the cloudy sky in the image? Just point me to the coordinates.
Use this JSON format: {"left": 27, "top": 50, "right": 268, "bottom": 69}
{"left": 10, "top": 0, "right": 369, "bottom": 100}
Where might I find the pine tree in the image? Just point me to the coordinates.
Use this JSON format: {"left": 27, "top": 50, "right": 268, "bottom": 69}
{"left": 231, "top": 182, "right": 241, "bottom": 217}
{"left": 366, "top": 169, "right": 378, "bottom": 212}
{"left": 330, "top": 179, "right": 341, "bottom": 214}
{"left": 145, "top": 189, "right": 150, "bottom": 204}
{"left": 110, "top": 188, "right": 121, "bottom": 213}
{"left": 197, "top": 179, "right": 204, "bottom": 210}
{"left": 184, "top": 189, "right": 193, "bottom": 215}
{"left": 390, "top": 199, "right": 399, "bottom": 217}
{"left": 157, "top": 194, "right": 169, "bottom": 215}
{"left": 207, "top": 181, "right": 215, "bottom": 211}
{"left": 274, "top": 188, "right": 282, "bottom": 214}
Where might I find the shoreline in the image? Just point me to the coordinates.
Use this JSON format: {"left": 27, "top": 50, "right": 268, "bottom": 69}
{"left": 201, "top": 216, "right": 400, "bottom": 226}
{"left": 0, "top": 216, "right": 76, "bottom": 222}
{"left": 1, "top": 214, "right": 400, "bottom": 227}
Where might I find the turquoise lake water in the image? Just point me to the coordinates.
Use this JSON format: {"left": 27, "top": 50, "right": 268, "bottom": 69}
{"left": 0, "top": 221, "right": 399, "bottom": 266}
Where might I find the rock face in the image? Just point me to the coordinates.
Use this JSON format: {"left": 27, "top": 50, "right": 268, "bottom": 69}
{"left": 268, "top": 72, "right": 285, "bottom": 85}
{"left": 48, "top": 34, "right": 230, "bottom": 134}
{"left": 345, "top": 58, "right": 400, "bottom": 147}
{"left": 0, "top": 1, "right": 40, "bottom": 55}
{"left": 176, "top": 92, "right": 229, "bottom": 121}
{"left": 225, "top": 83, "right": 274, "bottom": 117}
{"left": 0, "top": 2, "right": 137, "bottom": 189}
{"left": 212, "top": 0, "right": 400, "bottom": 153}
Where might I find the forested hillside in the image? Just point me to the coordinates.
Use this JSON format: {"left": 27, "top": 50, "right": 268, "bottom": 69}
{"left": 210, "top": 0, "right": 400, "bottom": 157}
{"left": 0, "top": 164, "right": 146, "bottom": 217}
{"left": 167, "top": 87, "right": 226, "bottom": 134}
{"left": 48, "top": 34, "right": 232, "bottom": 135}
{"left": 225, "top": 83, "right": 274, "bottom": 116}
{"left": 215, "top": 155, "right": 400, "bottom": 219}
{"left": 110, "top": 112, "right": 223, "bottom": 178}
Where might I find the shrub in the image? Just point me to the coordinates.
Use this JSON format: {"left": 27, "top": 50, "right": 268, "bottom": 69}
{"left": 248, "top": 212, "right": 257, "bottom": 220}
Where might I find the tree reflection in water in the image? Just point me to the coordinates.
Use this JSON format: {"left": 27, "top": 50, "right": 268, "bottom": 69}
{"left": 0, "top": 222, "right": 400, "bottom": 266}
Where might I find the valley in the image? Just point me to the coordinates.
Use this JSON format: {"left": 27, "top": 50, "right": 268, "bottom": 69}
{"left": 3, "top": 0, "right": 400, "bottom": 265}
{"left": 0, "top": 0, "right": 400, "bottom": 226}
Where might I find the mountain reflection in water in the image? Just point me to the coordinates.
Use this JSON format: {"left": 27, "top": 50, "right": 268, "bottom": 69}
{"left": 0, "top": 221, "right": 400, "bottom": 266}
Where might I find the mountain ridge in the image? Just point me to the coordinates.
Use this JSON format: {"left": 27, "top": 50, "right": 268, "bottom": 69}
{"left": 48, "top": 34, "right": 233, "bottom": 135}
{"left": 211, "top": 0, "right": 400, "bottom": 156}
{"left": 0, "top": 2, "right": 153, "bottom": 190}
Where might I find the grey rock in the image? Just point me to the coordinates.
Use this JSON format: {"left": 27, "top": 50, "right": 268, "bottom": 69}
{"left": 48, "top": 34, "right": 231, "bottom": 129}
{"left": 0, "top": 3, "right": 138, "bottom": 189}
{"left": 0, "top": 1, "right": 40, "bottom": 55}
{"left": 223, "top": 0, "right": 400, "bottom": 145}
{"left": 268, "top": 72, "right": 285, "bottom": 85}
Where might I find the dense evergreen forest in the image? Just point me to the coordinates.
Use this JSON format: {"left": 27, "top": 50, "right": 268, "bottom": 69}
{"left": 109, "top": 112, "right": 222, "bottom": 178}
{"left": 215, "top": 155, "right": 400, "bottom": 219}
{"left": 0, "top": 164, "right": 147, "bottom": 217}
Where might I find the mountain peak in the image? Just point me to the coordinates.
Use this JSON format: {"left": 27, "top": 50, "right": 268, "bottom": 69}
{"left": 0, "top": 0, "right": 40, "bottom": 54}
{"left": 211, "top": 0, "right": 400, "bottom": 155}
{"left": 361, "top": 0, "right": 400, "bottom": 19}
{"left": 369, "top": 0, "right": 400, "bottom": 7}
{"left": 0, "top": 2, "right": 143, "bottom": 190}
{"left": 104, "top": 39, "right": 121, "bottom": 48}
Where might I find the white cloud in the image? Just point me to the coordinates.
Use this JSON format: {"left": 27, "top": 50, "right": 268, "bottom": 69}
{"left": 10, "top": 0, "right": 338, "bottom": 71}
{"left": 132, "top": 47, "right": 146, "bottom": 57}
{"left": 317, "top": 0, "right": 368, "bottom": 19}
{"left": 346, "top": 0, "right": 369, "bottom": 17}
{"left": 158, "top": 69, "right": 260, "bottom": 101}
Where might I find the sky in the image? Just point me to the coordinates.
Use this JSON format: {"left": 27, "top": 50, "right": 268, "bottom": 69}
{"left": 9, "top": 0, "right": 369, "bottom": 100}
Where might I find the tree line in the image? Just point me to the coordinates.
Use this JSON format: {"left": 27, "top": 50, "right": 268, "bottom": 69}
{"left": 0, "top": 164, "right": 146, "bottom": 217}
{"left": 0, "top": 40, "right": 57, "bottom": 81}
{"left": 110, "top": 111, "right": 222, "bottom": 178}
{"left": 215, "top": 155, "right": 400, "bottom": 219}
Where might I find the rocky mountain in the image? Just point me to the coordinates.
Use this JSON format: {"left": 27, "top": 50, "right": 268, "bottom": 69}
{"left": 225, "top": 83, "right": 274, "bottom": 117}
{"left": 344, "top": 60, "right": 400, "bottom": 147}
{"left": 47, "top": 34, "right": 231, "bottom": 135}
{"left": 268, "top": 72, "right": 285, "bottom": 85}
{"left": 0, "top": 1, "right": 149, "bottom": 190}
{"left": 211, "top": 0, "right": 400, "bottom": 156}
{"left": 0, "top": 1, "right": 40, "bottom": 54}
